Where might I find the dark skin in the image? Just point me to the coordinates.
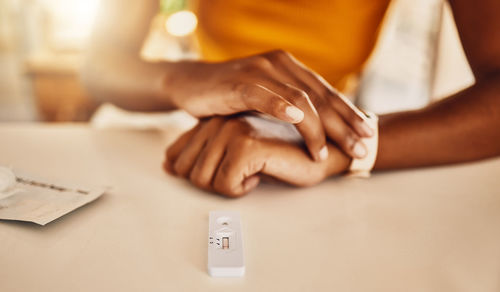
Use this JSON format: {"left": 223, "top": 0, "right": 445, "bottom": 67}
{"left": 377, "top": 0, "right": 500, "bottom": 168}
{"left": 84, "top": 0, "right": 500, "bottom": 196}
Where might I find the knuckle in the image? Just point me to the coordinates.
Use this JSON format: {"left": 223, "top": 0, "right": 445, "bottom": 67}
{"left": 218, "top": 159, "right": 233, "bottom": 177}
{"left": 205, "top": 116, "right": 226, "bottom": 130}
{"left": 288, "top": 87, "right": 314, "bottom": 107}
{"left": 250, "top": 56, "right": 273, "bottom": 70}
{"left": 296, "top": 180, "right": 317, "bottom": 188}
{"left": 224, "top": 118, "right": 244, "bottom": 131}
{"left": 215, "top": 183, "right": 241, "bottom": 198}
{"left": 166, "top": 146, "right": 177, "bottom": 161}
{"left": 163, "top": 161, "right": 174, "bottom": 175}
{"left": 302, "top": 87, "right": 323, "bottom": 106}
{"left": 232, "top": 135, "right": 255, "bottom": 151}
{"left": 226, "top": 191, "right": 244, "bottom": 198}
{"left": 225, "top": 119, "right": 252, "bottom": 137}
{"left": 302, "top": 175, "right": 324, "bottom": 187}
{"left": 173, "top": 160, "right": 187, "bottom": 176}
{"left": 271, "top": 49, "right": 287, "bottom": 58}
{"left": 188, "top": 157, "right": 213, "bottom": 189}
{"left": 213, "top": 174, "right": 233, "bottom": 197}
{"left": 268, "top": 95, "right": 289, "bottom": 113}
{"left": 238, "top": 60, "right": 261, "bottom": 74}
{"left": 288, "top": 87, "right": 309, "bottom": 102}
{"left": 264, "top": 49, "right": 287, "bottom": 63}
{"left": 190, "top": 172, "right": 210, "bottom": 190}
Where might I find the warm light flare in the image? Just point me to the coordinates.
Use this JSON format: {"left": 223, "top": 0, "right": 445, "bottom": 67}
{"left": 165, "top": 10, "right": 198, "bottom": 37}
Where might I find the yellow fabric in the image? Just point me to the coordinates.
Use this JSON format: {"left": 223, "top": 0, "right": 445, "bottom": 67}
{"left": 193, "top": 0, "right": 390, "bottom": 91}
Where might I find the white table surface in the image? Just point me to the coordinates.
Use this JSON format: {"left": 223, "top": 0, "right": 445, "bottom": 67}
{"left": 1, "top": 123, "right": 499, "bottom": 292}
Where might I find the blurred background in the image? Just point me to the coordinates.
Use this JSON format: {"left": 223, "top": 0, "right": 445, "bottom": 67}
{"left": 0, "top": 0, "right": 474, "bottom": 122}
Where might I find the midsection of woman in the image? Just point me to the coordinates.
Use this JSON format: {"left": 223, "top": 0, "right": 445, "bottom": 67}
{"left": 194, "top": 0, "right": 391, "bottom": 91}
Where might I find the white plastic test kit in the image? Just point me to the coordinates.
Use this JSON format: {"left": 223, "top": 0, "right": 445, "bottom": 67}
{"left": 208, "top": 211, "right": 245, "bottom": 277}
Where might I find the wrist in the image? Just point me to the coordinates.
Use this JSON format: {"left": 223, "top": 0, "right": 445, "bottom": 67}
{"left": 159, "top": 60, "right": 205, "bottom": 109}
{"left": 324, "top": 144, "right": 352, "bottom": 177}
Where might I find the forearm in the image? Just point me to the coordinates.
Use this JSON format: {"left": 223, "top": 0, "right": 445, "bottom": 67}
{"left": 375, "top": 73, "right": 500, "bottom": 170}
{"left": 82, "top": 46, "right": 180, "bottom": 112}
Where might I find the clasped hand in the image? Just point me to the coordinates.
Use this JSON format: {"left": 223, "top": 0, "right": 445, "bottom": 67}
{"left": 164, "top": 116, "right": 351, "bottom": 197}
{"left": 166, "top": 50, "right": 373, "bottom": 161}
{"left": 164, "top": 50, "right": 373, "bottom": 196}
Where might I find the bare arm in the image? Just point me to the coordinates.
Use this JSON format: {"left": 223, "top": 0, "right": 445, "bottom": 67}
{"left": 81, "top": 0, "right": 176, "bottom": 111}
{"left": 162, "top": 0, "right": 500, "bottom": 197}
{"left": 82, "top": 0, "right": 375, "bottom": 161}
{"left": 375, "top": 0, "right": 500, "bottom": 169}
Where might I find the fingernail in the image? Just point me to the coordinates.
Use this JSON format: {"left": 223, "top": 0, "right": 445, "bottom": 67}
{"left": 318, "top": 146, "right": 328, "bottom": 161}
{"left": 360, "top": 122, "right": 374, "bottom": 136}
{"left": 285, "top": 106, "right": 304, "bottom": 123}
{"left": 353, "top": 142, "right": 367, "bottom": 158}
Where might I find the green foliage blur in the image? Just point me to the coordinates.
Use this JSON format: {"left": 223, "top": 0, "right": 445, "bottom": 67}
{"left": 160, "top": 0, "right": 187, "bottom": 14}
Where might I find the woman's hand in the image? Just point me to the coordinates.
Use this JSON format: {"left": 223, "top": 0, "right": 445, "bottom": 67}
{"left": 165, "top": 50, "right": 374, "bottom": 162}
{"left": 164, "top": 116, "right": 352, "bottom": 197}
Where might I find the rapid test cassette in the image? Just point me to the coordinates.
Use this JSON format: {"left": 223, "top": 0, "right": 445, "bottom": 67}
{"left": 208, "top": 211, "right": 245, "bottom": 277}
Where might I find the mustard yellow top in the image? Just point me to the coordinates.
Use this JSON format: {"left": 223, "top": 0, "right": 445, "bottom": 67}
{"left": 194, "top": 0, "right": 390, "bottom": 91}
